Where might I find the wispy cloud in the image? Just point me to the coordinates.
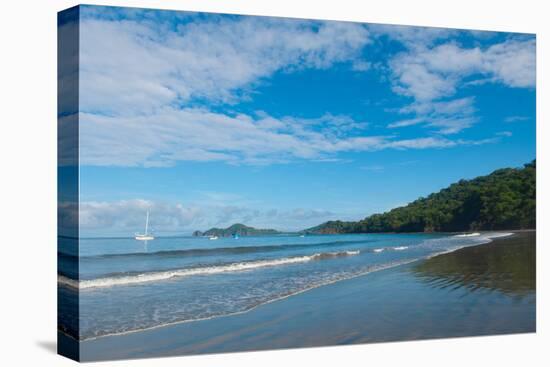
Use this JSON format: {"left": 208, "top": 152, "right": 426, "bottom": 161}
{"left": 79, "top": 108, "right": 495, "bottom": 167}
{"left": 497, "top": 131, "right": 513, "bottom": 137}
{"left": 360, "top": 165, "right": 384, "bottom": 171}
{"left": 369, "top": 24, "right": 456, "bottom": 48}
{"left": 505, "top": 115, "right": 531, "bottom": 123}
{"left": 388, "top": 97, "right": 478, "bottom": 134}
{"left": 387, "top": 117, "right": 425, "bottom": 129}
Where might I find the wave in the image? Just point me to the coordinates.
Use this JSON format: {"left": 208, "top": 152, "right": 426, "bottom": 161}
{"left": 311, "top": 250, "right": 360, "bottom": 260}
{"left": 59, "top": 250, "right": 360, "bottom": 290}
{"left": 75, "top": 256, "right": 418, "bottom": 341}
{"left": 453, "top": 232, "right": 514, "bottom": 239}
{"left": 453, "top": 232, "right": 481, "bottom": 237}
{"left": 392, "top": 246, "right": 409, "bottom": 251}
{"left": 77, "top": 239, "right": 372, "bottom": 261}
{"left": 371, "top": 246, "right": 407, "bottom": 253}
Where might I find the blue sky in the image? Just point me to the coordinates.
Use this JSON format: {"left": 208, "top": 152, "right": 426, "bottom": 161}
{"left": 66, "top": 5, "right": 536, "bottom": 236}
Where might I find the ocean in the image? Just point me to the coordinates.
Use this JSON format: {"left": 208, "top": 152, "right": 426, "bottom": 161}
{"left": 58, "top": 232, "right": 515, "bottom": 341}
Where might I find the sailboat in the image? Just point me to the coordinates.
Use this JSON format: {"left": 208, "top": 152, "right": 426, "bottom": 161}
{"left": 135, "top": 211, "right": 155, "bottom": 241}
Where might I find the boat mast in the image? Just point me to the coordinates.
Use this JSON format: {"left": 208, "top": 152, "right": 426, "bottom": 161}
{"left": 145, "top": 211, "right": 149, "bottom": 235}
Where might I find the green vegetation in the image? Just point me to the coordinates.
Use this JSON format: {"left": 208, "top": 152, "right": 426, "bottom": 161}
{"left": 308, "top": 160, "right": 536, "bottom": 234}
{"left": 193, "top": 223, "right": 281, "bottom": 237}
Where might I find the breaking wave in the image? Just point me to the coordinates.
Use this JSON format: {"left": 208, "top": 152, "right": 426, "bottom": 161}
{"left": 453, "top": 232, "right": 481, "bottom": 237}
{"left": 393, "top": 246, "right": 409, "bottom": 251}
{"left": 59, "top": 250, "right": 360, "bottom": 290}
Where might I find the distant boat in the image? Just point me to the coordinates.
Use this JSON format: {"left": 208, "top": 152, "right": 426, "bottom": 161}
{"left": 209, "top": 235, "right": 219, "bottom": 240}
{"left": 299, "top": 234, "right": 305, "bottom": 238}
{"left": 233, "top": 233, "right": 239, "bottom": 239}
{"left": 135, "top": 211, "right": 155, "bottom": 241}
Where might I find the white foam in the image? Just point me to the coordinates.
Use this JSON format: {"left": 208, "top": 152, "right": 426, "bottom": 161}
{"left": 454, "top": 232, "right": 481, "bottom": 237}
{"left": 60, "top": 250, "right": 360, "bottom": 290}
{"left": 425, "top": 232, "right": 515, "bottom": 259}
{"left": 58, "top": 275, "right": 79, "bottom": 289}
{"left": 345, "top": 250, "right": 360, "bottom": 255}
{"left": 393, "top": 246, "right": 409, "bottom": 251}
{"left": 482, "top": 232, "right": 514, "bottom": 239}
{"left": 373, "top": 248, "right": 384, "bottom": 253}
{"left": 77, "top": 256, "right": 419, "bottom": 341}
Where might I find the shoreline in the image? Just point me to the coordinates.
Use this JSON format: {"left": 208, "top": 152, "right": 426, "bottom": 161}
{"left": 69, "top": 257, "right": 423, "bottom": 342}
{"left": 63, "top": 231, "right": 520, "bottom": 342}
{"left": 71, "top": 230, "right": 535, "bottom": 360}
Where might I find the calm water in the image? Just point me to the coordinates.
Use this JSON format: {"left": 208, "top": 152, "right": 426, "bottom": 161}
{"left": 58, "top": 232, "right": 513, "bottom": 340}
{"left": 412, "top": 231, "right": 536, "bottom": 297}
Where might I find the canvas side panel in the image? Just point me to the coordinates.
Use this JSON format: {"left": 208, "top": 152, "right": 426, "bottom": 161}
{"left": 57, "top": 5, "right": 80, "bottom": 362}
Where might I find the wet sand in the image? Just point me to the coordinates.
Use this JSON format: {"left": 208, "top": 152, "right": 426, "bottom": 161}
{"left": 75, "top": 231, "right": 535, "bottom": 361}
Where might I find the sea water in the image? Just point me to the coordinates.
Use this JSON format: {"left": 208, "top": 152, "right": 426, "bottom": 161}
{"left": 58, "top": 232, "right": 510, "bottom": 340}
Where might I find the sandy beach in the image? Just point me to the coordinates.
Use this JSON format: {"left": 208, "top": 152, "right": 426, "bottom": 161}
{"left": 69, "top": 231, "right": 535, "bottom": 361}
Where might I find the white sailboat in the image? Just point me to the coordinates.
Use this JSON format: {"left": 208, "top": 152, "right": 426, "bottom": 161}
{"left": 135, "top": 211, "right": 155, "bottom": 241}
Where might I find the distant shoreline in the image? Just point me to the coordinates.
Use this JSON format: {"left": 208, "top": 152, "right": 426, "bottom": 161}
{"left": 76, "top": 228, "right": 535, "bottom": 240}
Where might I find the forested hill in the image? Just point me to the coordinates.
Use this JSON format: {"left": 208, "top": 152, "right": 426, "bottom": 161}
{"left": 193, "top": 223, "right": 281, "bottom": 237}
{"left": 307, "top": 160, "right": 536, "bottom": 234}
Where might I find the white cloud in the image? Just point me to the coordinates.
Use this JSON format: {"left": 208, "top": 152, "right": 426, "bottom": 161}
{"left": 391, "top": 62, "right": 457, "bottom": 101}
{"left": 79, "top": 16, "right": 371, "bottom": 114}
{"left": 389, "top": 97, "right": 478, "bottom": 134}
{"left": 74, "top": 14, "right": 532, "bottom": 168}
{"left": 79, "top": 109, "right": 370, "bottom": 166}
{"left": 369, "top": 24, "right": 456, "bottom": 48}
{"left": 390, "top": 39, "right": 535, "bottom": 104}
{"left": 497, "top": 131, "right": 513, "bottom": 137}
{"left": 79, "top": 108, "right": 494, "bottom": 167}
{"left": 78, "top": 199, "right": 339, "bottom": 234}
{"left": 385, "top": 38, "right": 534, "bottom": 134}
{"left": 383, "top": 137, "right": 458, "bottom": 149}
{"left": 424, "top": 116, "right": 479, "bottom": 134}
{"left": 401, "top": 96, "right": 477, "bottom": 116}
{"left": 505, "top": 115, "right": 530, "bottom": 123}
{"left": 482, "top": 39, "right": 536, "bottom": 88}
{"left": 80, "top": 199, "right": 204, "bottom": 232}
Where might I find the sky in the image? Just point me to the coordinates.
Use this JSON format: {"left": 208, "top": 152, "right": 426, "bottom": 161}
{"left": 62, "top": 5, "right": 536, "bottom": 236}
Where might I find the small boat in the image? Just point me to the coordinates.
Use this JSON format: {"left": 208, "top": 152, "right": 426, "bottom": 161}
{"left": 299, "top": 234, "right": 305, "bottom": 238}
{"left": 233, "top": 234, "right": 239, "bottom": 239}
{"left": 135, "top": 211, "right": 155, "bottom": 241}
{"left": 209, "top": 235, "right": 219, "bottom": 240}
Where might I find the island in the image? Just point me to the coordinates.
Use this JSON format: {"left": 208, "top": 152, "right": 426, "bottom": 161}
{"left": 193, "top": 223, "right": 281, "bottom": 237}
